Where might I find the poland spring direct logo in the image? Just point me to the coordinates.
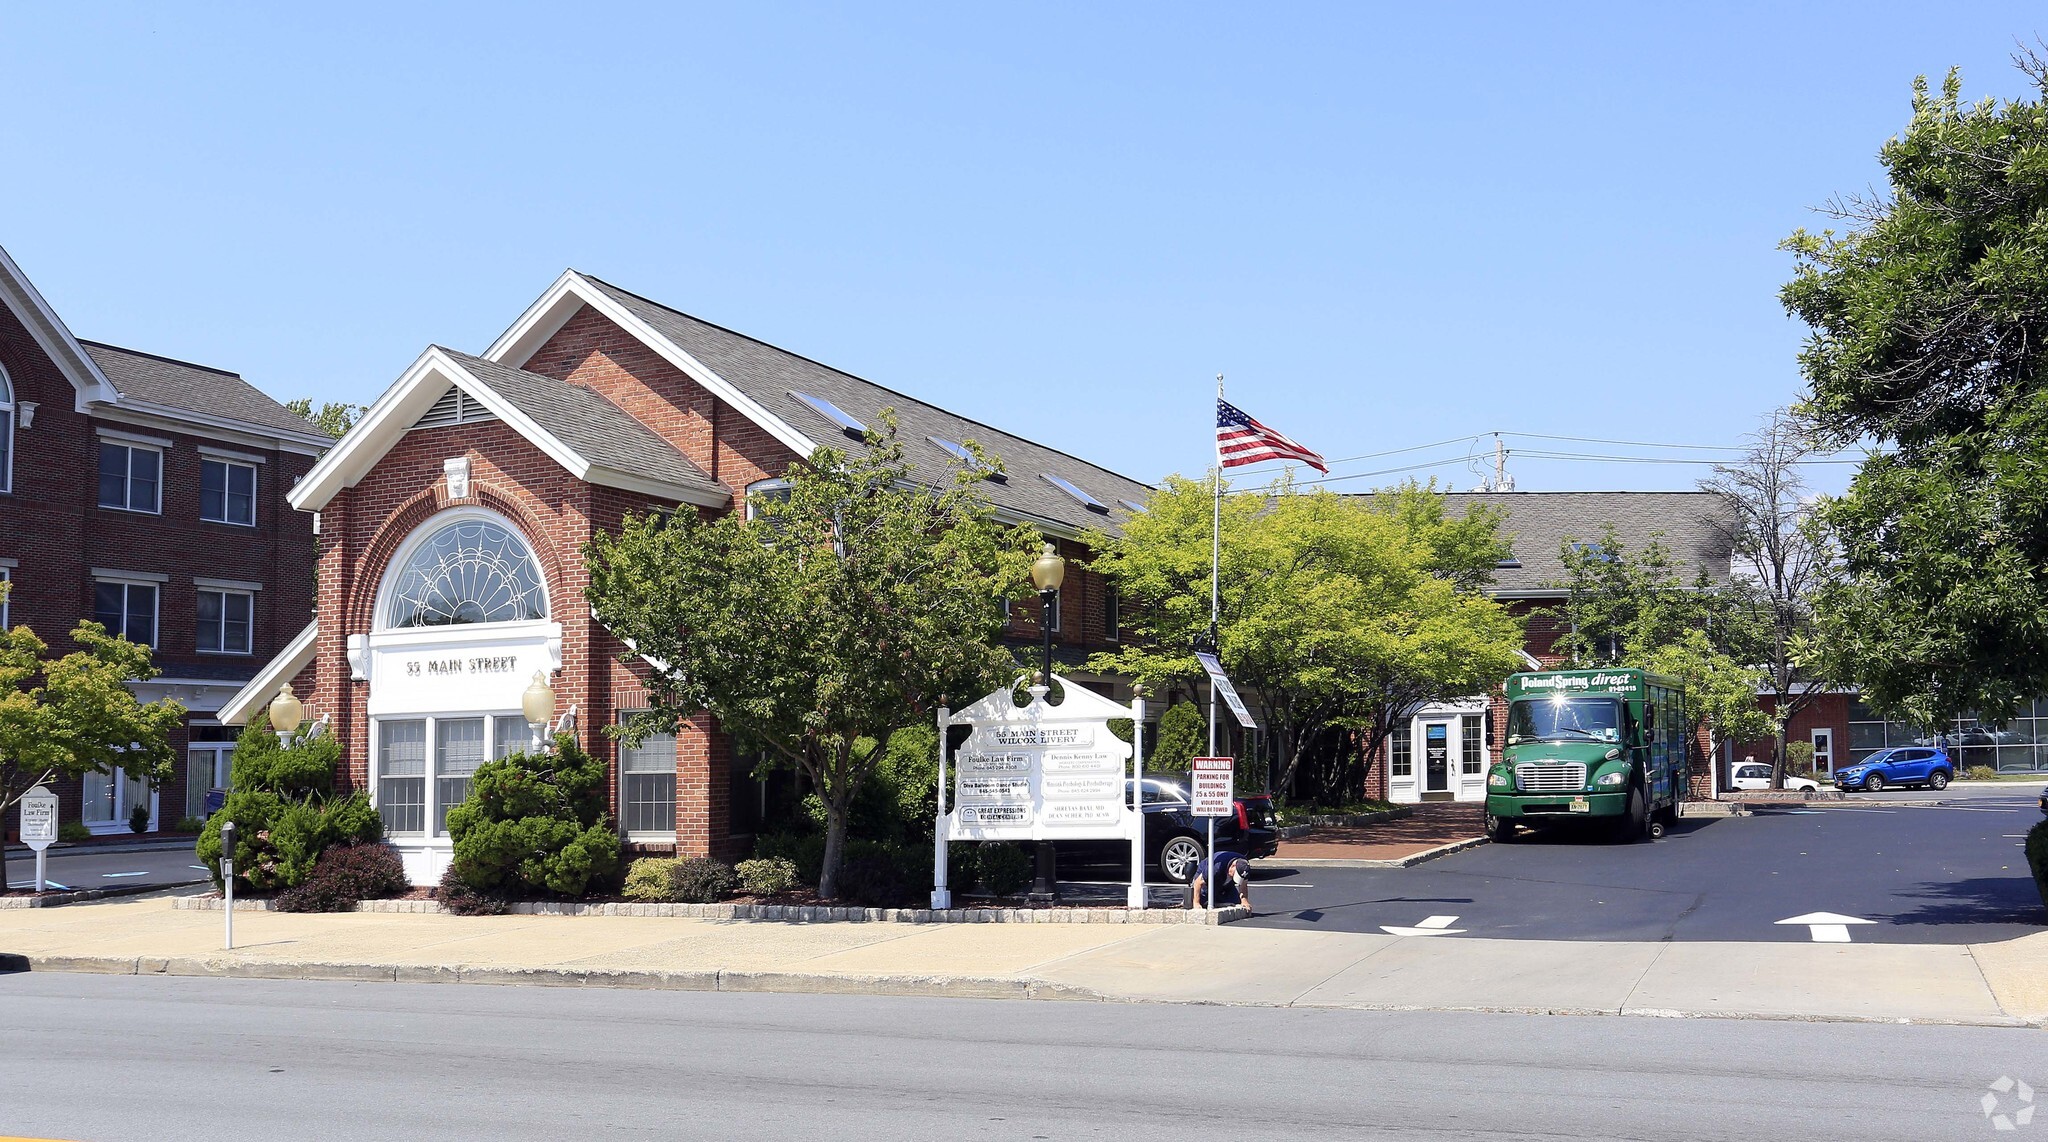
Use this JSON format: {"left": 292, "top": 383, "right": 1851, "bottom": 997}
{"left": 1983, "top": 1077, "right": 2036, "bottom": 1131}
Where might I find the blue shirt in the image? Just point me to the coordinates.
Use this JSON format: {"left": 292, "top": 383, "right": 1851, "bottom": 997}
{"left": 1201, "top": 851, "right": 1248, "bottom": 885}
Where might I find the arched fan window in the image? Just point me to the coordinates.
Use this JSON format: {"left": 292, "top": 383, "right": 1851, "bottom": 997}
{"left": 383, "top": 515, "right": 548, "bottom": 629}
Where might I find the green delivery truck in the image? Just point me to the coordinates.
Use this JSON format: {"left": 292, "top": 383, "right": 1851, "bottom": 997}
{"left": 1483, "top": 668, "right": 1687, "bottom": 844}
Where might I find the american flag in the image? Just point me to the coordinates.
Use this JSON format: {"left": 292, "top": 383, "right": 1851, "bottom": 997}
{"left": 1216, "top": 399, "right": 1327, "bottom": 474}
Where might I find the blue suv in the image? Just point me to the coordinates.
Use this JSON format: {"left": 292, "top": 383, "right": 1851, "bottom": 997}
{"left": 1833, "top": 746, "right": 1954, "bottom": 792}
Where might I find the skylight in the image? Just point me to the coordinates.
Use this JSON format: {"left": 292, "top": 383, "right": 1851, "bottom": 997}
{"left": 1118, "top": 499, "right": 1148, "bottom": 514}
{"left": 1042, "top": 473, "right": 1110, "bottom": 514}
{"left": 790, "top": 391, "right": 868, "bottom": 439}
{"left": 929, "top": 436, "right": 1004, "bottom": 481}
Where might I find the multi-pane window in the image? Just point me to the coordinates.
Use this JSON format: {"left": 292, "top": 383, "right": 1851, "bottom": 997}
{"left": 619, "top": 716, "right": 677, "bottom": 838}
{"left": 196, "top": 589, "right": 254, "bottom": 654}
{"left": 493, "top": 715, "right": 530, "bottom": 760}
{"left": 97, "top": 442, "right": 161, "bottom": 513}
{"left": 1103, "top": 584, "right": 1120, "bottom": 641}
{"left": 1390, "top": 725, "right": 1413, "bottom": 777}
{"left": 200, "top": 458, "right": 257, "bottom": 526}
{"left": 1461, "top": 716, "right": 1485, "bottom": 775}
{"left": 0, "top": 566, "right": 10, "bottom": 628}
{"left": 378, "top": 720, "right": 428, "bottom": 836}
{"left": 434, "top": 719, "right": 485, "bottom": 836}
{"left": 93, "top": 580, "right": 158, "bottom": 645}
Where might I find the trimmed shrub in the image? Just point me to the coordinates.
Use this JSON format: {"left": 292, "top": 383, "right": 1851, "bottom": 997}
{"left": 58, "top": 821, "right": 91, "bottom": 843}
{"left": 171, "top": 816, "right": 208, "bottom": 834}
{"left": 977, "top": 843, "right": 1031, "bottom": 897}
{"left": 274, "top": 843, "right": 409, "bottom": 912}
{"left": 1966, "top": 766, "right": 2000, "bottom": 781}
{"left": 2028, "top": 820, "right": 2048, "bottom": 915}
{"left": 735, "top": 856, "right": 798, "bottom": 897}
{"left": 230, "top": 714, "right": 339, "bottom": 798}
{"left": 446, "top": 735, "right": 621, "bottom": 899}
{"left": 754, "top": 832, "right": 828, "bottom": 886}
{"left": 623, "top": 858, "right": 683, "bottom": 902}
{"left": 672, "top": 857, "right": 738, "bottom": 903}
{"left": 835, "top": 850, "right": 909, "bottom": 907}
{"left": 128, "top": 804, "right": 150, "bottom": 834}
{"left": 1152, "top": 702, "right": 1206, "bottom": 772}
{"left": 434, "top": 864, "right": 508, "bottom": 916}
{"left": 196, "top": 789, "right": 384, "bottom": 894}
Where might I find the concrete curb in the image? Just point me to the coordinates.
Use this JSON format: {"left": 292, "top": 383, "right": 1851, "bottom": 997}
{"left": 169, "top": 893, "right": 1250, "bottom": 925}
{"left": 0, "top": 879, "right": 207, "bottom": 909}
{"left": 6, "top": 951, "right": 2032, "bottom": 1027}
{"left": 1271, "top": 836, "right": 1488, "bottom": 869}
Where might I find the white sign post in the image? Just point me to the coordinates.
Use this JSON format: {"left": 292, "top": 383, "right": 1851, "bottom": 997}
{"left": 18, "top": 785, "right": 58, "bottom": 892}
{"left": 1190, "top": 757, "right": 1234, "bottom": 911}
{"left": 936, "top": 674, "right": 1148, "bottom": 910}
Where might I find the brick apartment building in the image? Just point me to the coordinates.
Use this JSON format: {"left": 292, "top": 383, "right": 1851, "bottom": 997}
{"left": 0, "top": 244, "right": 330, "bottom": 836}
{"left": 220, "top": 270, "right": 1150, "bottom": 884}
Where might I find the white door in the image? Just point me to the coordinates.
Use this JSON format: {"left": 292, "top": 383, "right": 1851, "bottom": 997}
{"left": 1421, "top": 722, "right": 1453, "bottom": 795}
{"left": 1811, "top": 728, "right": 1835, "bottom": 776}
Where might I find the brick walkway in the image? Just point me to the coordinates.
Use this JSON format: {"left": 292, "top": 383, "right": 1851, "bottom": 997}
{"left": 1275, "top": 802, "right": 1485, "bottom": 861}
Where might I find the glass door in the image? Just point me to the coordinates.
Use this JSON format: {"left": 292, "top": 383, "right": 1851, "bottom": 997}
{"left": 1423, "top": 722, "right": 1451, "bottom": 793}
{"left": 1810, "top": 728, "right": 1834, "bottom": 776}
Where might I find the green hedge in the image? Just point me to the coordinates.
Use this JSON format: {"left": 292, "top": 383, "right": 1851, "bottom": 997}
{"left": 2028, "top": 820, "right": 2048, "bottom": 915}
{"left": 445, "top": 734, "right": 621, "bottom": 899}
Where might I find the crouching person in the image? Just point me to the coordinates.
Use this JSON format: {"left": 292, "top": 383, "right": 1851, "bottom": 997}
{"left": 1187, "top": 849, "right": 1252, "bottom": 912}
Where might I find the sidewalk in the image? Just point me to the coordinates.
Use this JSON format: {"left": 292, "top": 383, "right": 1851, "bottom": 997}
{"left": 1276, "top": 803, "right": 1486, "bottom": 864}
{"left": 4, "top": 896, "right": 2041, "bottom": 1026}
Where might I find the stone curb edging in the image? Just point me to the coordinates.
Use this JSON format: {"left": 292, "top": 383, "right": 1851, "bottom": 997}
{"left": 4, "top": 952, "right": 2032, "bottom": 1028}
{"left": 170, "top": 894, "right": 1250, "bottom": 925}
{"left": 1276, "top": 806, "right": 1412, "bottom": 840}
{"left": 0, "top": 879, "right": 207, "bottom": 909}
{"left": 1275, "top": 835, "right": 1488, "bottom": 869}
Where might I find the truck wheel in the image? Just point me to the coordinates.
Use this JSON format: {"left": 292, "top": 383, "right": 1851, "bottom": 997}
{"left": 1646, "top": 814, "right": 1666, "bottom": 840}
{"left": 1485, "top": 813, "right": 1515, "bottom": 842}
{"left": 1612, "top": 788, "right": 1648, "bottom": 843}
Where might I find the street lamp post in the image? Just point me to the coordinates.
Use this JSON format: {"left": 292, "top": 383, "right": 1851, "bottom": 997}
{"left": 269, "top": 684, "right": 305, "bottom": 748}
{"left": 522, "top": 671, "right": 557, "bottom": 753}
{"left": 1028, "top": 542, "right": 1065, "bottom": 905}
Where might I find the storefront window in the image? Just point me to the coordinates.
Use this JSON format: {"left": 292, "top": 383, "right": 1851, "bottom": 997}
{"left": 1461, "top": 716, "right": 1485, "bottom": 775}
{"left": 384, "top": 517, "right": 547, "bottom": 629}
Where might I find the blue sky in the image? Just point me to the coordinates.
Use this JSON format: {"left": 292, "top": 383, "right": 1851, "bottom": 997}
{"left": 3, "top": 4, "right": 2042, "bottom": 495}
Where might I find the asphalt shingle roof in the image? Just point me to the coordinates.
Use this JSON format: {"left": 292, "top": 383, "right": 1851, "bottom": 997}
{"left": 439, "top": 348, "right": 727, "bottom": 503}
{"left": 582, "top": 276, "right": 1155, "bottom": 534}
{"left": 1412, "top": 491, "right": 1737, "bottom": 595}
{"left": 80, "top": 341, "right": 317, "bottom": 437}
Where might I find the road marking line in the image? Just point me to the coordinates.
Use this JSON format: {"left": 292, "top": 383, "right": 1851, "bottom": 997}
{"left": 7, "top": 881, "right": 70, "bottom": 891}
{"left": 1777, "top": 911, "right": 1875, "bottom": 942}
{"left": 1381, "top": 914, "right": 1465, "bottom": 936}
{"left": 1417, "top": 915, "right": 1458, "bottom": 929}
{"left": 99, "top": 871, "right": 146, "bottom": 878}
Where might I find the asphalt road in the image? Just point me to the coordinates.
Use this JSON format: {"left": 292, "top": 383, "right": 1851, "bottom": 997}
{"left": 2, "top": 840, "right": 204, "bottom": 892}
{"left": 1244, "top": 791, "right": 2048, "bottom": 943}
{"left": 1, "top": 975, "right": 2042, "bottom": 1142}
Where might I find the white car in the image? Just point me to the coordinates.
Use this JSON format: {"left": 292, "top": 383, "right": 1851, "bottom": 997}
{"left": 1731, "top": 762, "right": 1821, "bottom": 797}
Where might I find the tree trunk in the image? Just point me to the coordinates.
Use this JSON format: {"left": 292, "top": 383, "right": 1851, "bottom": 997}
{"left": 1769, "top": 723, "right": 1788, "bottom": 790}
{"left": 817, "top": 801, "right": 850, "bottom": 900}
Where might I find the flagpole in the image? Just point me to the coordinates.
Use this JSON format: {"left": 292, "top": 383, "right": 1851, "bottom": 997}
{"left": 1209, "top": 374, "right": 1222, "bottom": 760}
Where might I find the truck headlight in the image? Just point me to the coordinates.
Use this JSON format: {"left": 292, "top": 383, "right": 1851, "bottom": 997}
{"left": 1487, "top": 771, "right": 1510, "bottom": 788}
{"left": 1596, "top": 771, "right": 1628, "bottom": 787}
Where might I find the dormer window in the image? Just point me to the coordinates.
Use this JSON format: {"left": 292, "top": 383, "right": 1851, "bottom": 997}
{"left": 790, "top": 392, "right": 868, "bottom": 440}
{"left": 1041, "top": 473, "right": 1110, "bottom": 514}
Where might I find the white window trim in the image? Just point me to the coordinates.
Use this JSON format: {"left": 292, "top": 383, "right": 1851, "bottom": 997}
{"left": 371, "top": 712, "right": 525, "bottom": 843}
{"left": 93, "top": 426, "right": 174, "bottom": 448}
{"left": 91, "top": 576, "right": 160, "bottom": 647}
{"left": 200, "top": 455, "right": 260, "bottom": 527}
{"left": 0, "top": 564, "right": 11, "bottom": 629}
{"left": 372, "top": 505, "right": 551, "bottom": 633}
{"left": 92, "top": 567, "right": 169, "bottom": 582}
{"left": 617, "top": 712, "right": 679, "bottom": 843}
{"left": 1043, "top": 587, "right": 1062, "bottom": 634}
{"left": 744, "top": 478, "right": 792, "bottom": 521}
{"left": 197, "top": 444, "right": 267, "bottom": 465}
{"left": 195, "top": 586, "right": 256, "bottom": 656}
{"left": 194, "top": 576, "right": 263, "bottom": 592}
{"left": 97, "top": 438, "right": 165, "bottom": 515}
{"left": 0, "top": 362, "right": 13, "bottom": 496}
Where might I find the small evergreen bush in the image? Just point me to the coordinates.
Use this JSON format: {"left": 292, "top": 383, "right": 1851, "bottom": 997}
{"left": 2027, "top": 820, "right": 2048, "bottom": 915}
{"left": 754, "top": 832, "right": 828, "bottom": 886}
{"left": 58, "top": 821, "right": 91, "bottom": 843}
{"left": 623, "top": 857, "right": 683, "bottom": 902}
{"left": 1965, "top": 765, "right": 2000, "bottom": 781}
{"left": 977, "top": 843, "right": 1031, "bottom": 897}
{"left": 273, "top": 843, "right": 409, "bottom": 912}
{"left": 434, "top": 864, "right": 509, "bottom": 915}
{"left": 735, "top": 856, "right": 798, "bottom": 897}
{"left": 128, "top": 804, "right": 151, "bottom": 834}
{"left": 1152, "top": 703, "right": 1206, "bottom": 772}
{"left": 445, "top": 735, "right": 621, "bottom": 899}
{"left": 671, "top": 857, "right": 738, "bottom": 903}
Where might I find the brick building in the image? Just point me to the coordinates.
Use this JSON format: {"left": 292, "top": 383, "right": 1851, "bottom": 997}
{"left": 221, "top": 271, "right": 1150, "bottom": 884}
{"left": 0, "top": 244, "right": 330, "bottom": 835}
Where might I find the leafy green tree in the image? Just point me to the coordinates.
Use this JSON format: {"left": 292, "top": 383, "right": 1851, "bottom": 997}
{"left": 0, "top": 598, "right": 184, "bottom": 889}
{"left": 1642, "top": 630, "right": 1773, "bottom": 789}
{"left": 1784, "top": 54, "right": 2048, "bottom": 726}
{"left": 585, "top": 415, "right": 1034, "bottom": 899}
{"left": 1088, "top": 478, "right": 1524, "bottom": 799}
{"left": 1150, "top": 702, "right": 1207, "bottom": 772}
{"left": 287, "top": 398, "right": 367, "bottom": 439}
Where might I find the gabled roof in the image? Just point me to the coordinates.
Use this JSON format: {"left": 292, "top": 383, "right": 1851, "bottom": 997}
{"left": 485, "top": 270, "right": 1155, "bottom": 537}
{"left": 218, "top": 620, "right": 317, "bottom": 726}
{"left": 0, "top": 243, "right": 117, "bottom": 405}
{"left": 1374, "top": 490, "right": 1735, "bottom": 596}
{"left": 288, "top": 346, "right": 728, "bottom": 513}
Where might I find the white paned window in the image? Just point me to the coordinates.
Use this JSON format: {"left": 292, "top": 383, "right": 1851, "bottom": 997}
{"left": 1462, "top": 716, "right": 1485, "bottom": 775}
{"left": 744, "top": 478, "right": 792, "bottom": 522}
{"left": 619, "top": 716, "right": 677, "bottom": 839}
{"left": 493, "top": 715, "right": 530, "bottom": 760}
{"left": 383, "top": 516, "right": 547, "bottom": 629}
{"left": 196, "top": 588, "right": 254, "bottom": 654}
{"left": 93, "top": 580, "right": 157, "bottom": 646}
{"left": 200, "top": 458, "right": 257, "bottom": 526}
{"left": 97, "top": 442, "right": 161, "bottom": 513}
{"left": 434, "top": 718, "right": 486, "bottom": 836}
{"left": 378, "top": 719, "right": 428, "bottom": 836}
{"left": 1390, "top": 725, "right": 1413, "bottom": 777}
{"left": 0, "top": 364, "right": 13, "bottom": 494}
{"left": 0, "top": 567, "right": 10, "bottom": 628}
{"left": 1044, "top": 588, "right": 1061, "bottom": 634}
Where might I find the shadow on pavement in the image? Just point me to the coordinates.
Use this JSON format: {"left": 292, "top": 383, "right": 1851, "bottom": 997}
{"left": 1884, "top": 876, "right": 2048, "bottom": 930}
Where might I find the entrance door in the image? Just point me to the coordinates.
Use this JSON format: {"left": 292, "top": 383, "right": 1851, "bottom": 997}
{"left": 1811, "top": 728, "right": 1834, "bottom": 776}
{"left": 1423, "top": 722, "right": 1451, "bottom": 794}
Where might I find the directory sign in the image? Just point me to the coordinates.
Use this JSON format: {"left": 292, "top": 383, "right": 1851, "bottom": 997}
{"left": 951, "top": 719, "right": 1131, "bottom": 839}
{"left": 18, "top": 785, "right": 57, "bottom": 850}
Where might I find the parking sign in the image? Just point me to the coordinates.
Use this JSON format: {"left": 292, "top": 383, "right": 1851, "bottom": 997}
{"left": 1190, "top": 756, "right": 1234, "bottom": 817}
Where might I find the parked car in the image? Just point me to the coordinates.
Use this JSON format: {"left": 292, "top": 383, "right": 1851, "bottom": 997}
{"left": 1730, "top": 762, "right": 1821, "bottom": 797}
{"left": 1051, "top": 774, "right": 1278, "bottom": 884}
{"left": 1833, "top": 746, "right": 1954, "bottom": 792}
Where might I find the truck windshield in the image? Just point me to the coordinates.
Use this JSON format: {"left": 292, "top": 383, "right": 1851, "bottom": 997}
{"left": 1507, "top": 696, "right": 1623, "bottom": 744}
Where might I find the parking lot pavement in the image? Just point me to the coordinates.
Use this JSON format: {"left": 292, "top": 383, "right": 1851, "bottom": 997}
{"left": 3, "top": 841, "right": 204, "bottom": 893}
{"left": 1242, "top": 791, "right": 2047, "bottom": 944}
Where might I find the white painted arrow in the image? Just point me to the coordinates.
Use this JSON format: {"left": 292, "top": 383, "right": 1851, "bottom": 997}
{"left": 1381, "top": 914, "right": 1464, "bottom": 937}
{"left": 1777, "top": 911, "right": 1876, "bottom": 943}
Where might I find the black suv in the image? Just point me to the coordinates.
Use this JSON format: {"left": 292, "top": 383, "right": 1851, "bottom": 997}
{"left": 1052, "top": 774, "right": 1278, "bottom": 883}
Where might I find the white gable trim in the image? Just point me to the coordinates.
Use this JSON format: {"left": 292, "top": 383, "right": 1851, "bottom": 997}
{"left": 0, "top": 244, "right": 117, "bottom": 409}
{"left": 218, "top": 620, "right": 319, "bottom": 726}
{"left": 287, "top": 346, "right": 727, "bottom": 513}
{"left": 483, "top": 270, "right": 821, "bottom": 462}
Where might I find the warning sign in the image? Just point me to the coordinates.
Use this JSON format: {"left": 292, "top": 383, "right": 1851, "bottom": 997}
{"left": 1190, "top": 756, "right": 1234, "bottom": 818}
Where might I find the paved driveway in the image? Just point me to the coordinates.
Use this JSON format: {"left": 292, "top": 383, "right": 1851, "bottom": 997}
{"left": 3, "top": 841, "right": 204, "bottom": 892}
{"left": 1243, "top": 791, "right": 2047, "bottom": 944}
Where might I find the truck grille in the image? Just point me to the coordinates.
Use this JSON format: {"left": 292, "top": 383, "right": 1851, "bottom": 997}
{"left": 1516, "top": 762, "right": 1587, "bottom": 793}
